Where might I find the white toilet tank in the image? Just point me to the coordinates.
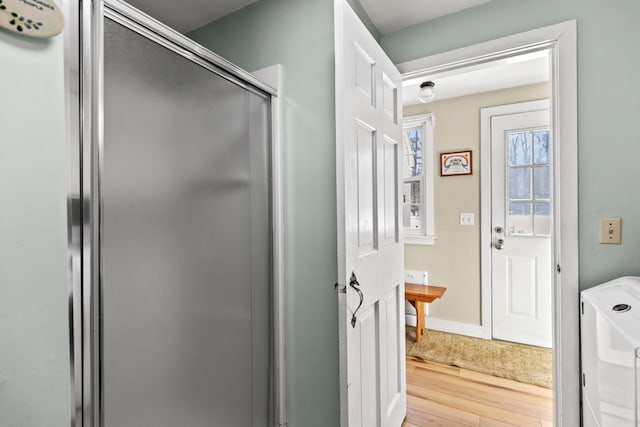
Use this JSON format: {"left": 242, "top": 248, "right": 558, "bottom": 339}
{"left": 581, "top": 276, "right": 640, "bottom": 427}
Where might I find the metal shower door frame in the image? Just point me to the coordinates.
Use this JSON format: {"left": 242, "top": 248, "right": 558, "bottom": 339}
{"left": 63, "top": 1, "right": 285, "bottom": 426}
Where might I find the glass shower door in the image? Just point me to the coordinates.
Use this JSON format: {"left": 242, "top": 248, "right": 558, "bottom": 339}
{"left": 102, "top": 17, "right": 271, "bottom": 427}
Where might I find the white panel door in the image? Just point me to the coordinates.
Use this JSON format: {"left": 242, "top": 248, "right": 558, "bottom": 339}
{"left": 491, "top": 108, "right": 553, "bottom": 348}
{"left": 335, "top": 1, "right": 405, "bottom": 426}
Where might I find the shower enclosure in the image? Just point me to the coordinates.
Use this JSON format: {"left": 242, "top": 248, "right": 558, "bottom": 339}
{"left": 64, "top": 1, "right": 284, "bottom": 425}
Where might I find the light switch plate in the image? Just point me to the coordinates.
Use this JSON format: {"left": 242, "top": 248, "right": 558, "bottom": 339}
{"left": 599, "top": 218, "right": 621, "bottom": 244}
{"left": 460, "top": 212, "right": 475, "bottom": 226}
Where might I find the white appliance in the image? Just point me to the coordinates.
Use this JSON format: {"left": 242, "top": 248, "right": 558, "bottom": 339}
{"left": 581, "top": 276, "right": 640, "bottom": 427}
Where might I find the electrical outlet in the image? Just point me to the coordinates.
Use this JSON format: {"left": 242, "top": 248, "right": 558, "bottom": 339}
{"left": 404, "top": 270, "right": 428, "bottom": 285}
{"left": 599, "top": 218, "right": 621, "bottom": 244}
{"left": 460, "top": 212, "right": 475, "bottom": 226}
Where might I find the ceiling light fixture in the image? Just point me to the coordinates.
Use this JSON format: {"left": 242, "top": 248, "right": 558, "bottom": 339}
{"left": 418, "top": 81, "right": 436, "bottom": 103}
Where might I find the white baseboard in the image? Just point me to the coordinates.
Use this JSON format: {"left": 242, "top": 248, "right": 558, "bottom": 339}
{"left": 405, "top": 314, "right": 490, "bottom": 339}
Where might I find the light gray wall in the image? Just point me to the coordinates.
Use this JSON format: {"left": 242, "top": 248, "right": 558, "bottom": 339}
{"left": 382, "top": 0, "right": 640, "bottom": 290}
{"left": 346, "top": 0, "right": 379, "bottom": 40}
{"left": 0, "top": 30, "right": 71, "bottom": 425}
{"left": 189, "top": 1, "right": 339, "bottom": 426}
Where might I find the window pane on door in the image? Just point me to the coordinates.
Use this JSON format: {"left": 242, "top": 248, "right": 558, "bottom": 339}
{"left": 509, "top": 168, "right": 531, "bottom": 199}
{"left": 509, "top": 202, "right": 532, "bottom": 235}
{"left": 534, "top": 202, "right": 552, "bottom": 235}
{"left": 505, "top": 127, "right": 551, "bottom": 237}
{"left": 533, "top": 130, "right": 550, "bottom": 164}
{"left": 508, "top": 132, "right": 532, "bottom": 166}
{"left": 533, "top": 166, "right": 551, "bottom": 199}
{"left": 403, "top": 127, "right": 422, "bottom": 178}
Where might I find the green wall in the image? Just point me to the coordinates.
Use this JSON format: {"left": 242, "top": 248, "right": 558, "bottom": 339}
{"left": 381, "top": 0, "right": 640, "bottom": 290}
{"left": 346, "top": 0, "right": 379, "bottom": 40}
{"left": 0, "top": 30, "right": 70, "bottom": 425}
{"left": 189, "top": 1, "right": 339, "bottom": 425}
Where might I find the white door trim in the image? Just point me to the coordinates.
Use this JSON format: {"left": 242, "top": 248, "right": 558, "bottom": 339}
{"left": 251, "top": 65, "right": 286, "bottom": 427}
{"left": 480, "top": 99, "right": 551, "bottom": 342}
{"left": 397, "top": 20, "right": 578, "bottom": 427}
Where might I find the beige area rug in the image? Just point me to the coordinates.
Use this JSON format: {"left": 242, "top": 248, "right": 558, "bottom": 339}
{"left": 406, "top": 327, "right": 553, "bottom": 389}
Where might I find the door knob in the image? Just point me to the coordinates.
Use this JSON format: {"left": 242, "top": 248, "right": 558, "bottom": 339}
{"left": 495, "top": 238, "right": 505, "bottom": 250}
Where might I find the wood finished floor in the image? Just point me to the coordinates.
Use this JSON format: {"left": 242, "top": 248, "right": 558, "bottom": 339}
{"left": 403, "top": 357, "right": 553, "bottom": 426}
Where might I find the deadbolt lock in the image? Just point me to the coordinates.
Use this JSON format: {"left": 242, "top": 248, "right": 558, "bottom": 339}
{"left": 495, "top": 226, "right": 504, "bottom": 234}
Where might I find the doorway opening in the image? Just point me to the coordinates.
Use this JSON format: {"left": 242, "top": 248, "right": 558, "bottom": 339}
{"left": 397, "top": 21, "right": 578, "bottom": 426}
{"left": 401, "top": 50, "right": 554, "bottom": 425}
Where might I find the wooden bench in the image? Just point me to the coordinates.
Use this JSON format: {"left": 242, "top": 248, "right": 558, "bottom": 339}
{"left": 404, "top": 283, "right": 446, "bottom": 343}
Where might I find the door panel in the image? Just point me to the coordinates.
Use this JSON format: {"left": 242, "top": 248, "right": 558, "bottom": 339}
{"left": 491, "top": 108, "right": 552, "bottom": 348}
{"left": 358, "top": 306, "right": 379, "bottom": 427}
{"left": 355, "top": 43, "right": 375, "bottom": 104}
{"left": 382, "top": 73, "right": 398, "bottom": 123}
{"left": 356, "top": 122, "right": 377, "bottom": 254}
{"left": 102, "top": 18, "right": 271, "bottom": 426}
{"left": 335, "top": 1, "right": 405, "bottom": 426}
{"left": 383, "top": 288, "right": 403, "bottom": 413}
{"left": 507, "top": 255, "right": 537, "bottom": 316}
{"left": 381, "top": 139, "right": 398, "bottom": 246}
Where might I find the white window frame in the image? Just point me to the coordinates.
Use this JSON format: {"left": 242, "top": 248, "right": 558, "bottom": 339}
{"left": 402, "top": 113, "right": 436, "bottom": 245}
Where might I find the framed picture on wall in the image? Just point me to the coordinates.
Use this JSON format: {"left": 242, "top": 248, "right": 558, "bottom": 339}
{"left": 440, "top": 150, "right": 472, "bottom": 176}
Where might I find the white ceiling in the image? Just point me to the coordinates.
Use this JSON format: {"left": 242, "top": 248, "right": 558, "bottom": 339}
{"left": 126, "top": 0, "right": 259, "bottom": 33}
{"left": 402, "top": 50, "right": 550, "bottom": 106}
{"left": 359, "top": 0, "right": 492, "bottom": 34}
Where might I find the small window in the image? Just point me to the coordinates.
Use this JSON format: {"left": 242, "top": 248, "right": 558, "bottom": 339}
{"left": 507, "top": 128, "right": 552, "bottom": 236}
{"left": 402, "top": 114, "right": 435, "bottom": 245}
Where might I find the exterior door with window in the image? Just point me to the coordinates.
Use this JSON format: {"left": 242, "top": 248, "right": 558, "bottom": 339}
{"left": 491, "top": 107, "right": 553, "bottom": 348}
{"left": 335, "top": 1, "right": 406, "bottom": 426}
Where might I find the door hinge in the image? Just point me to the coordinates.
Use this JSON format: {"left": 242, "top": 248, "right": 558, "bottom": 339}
{"left": 581, "top": 301, "right": 584, "bottom": 315}
{"left": 556, "top": 264, "right": 561, "bottom": 273}
{"left": 335, "top": 282, "right": 346, "bottom": 294}
{"left": 582, "top": 373, "right": 586, "bottom": 387}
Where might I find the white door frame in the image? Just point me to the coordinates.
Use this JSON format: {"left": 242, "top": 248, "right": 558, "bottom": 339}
{"left": 397, "top": 21, "right": 578, "bottom": 426}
